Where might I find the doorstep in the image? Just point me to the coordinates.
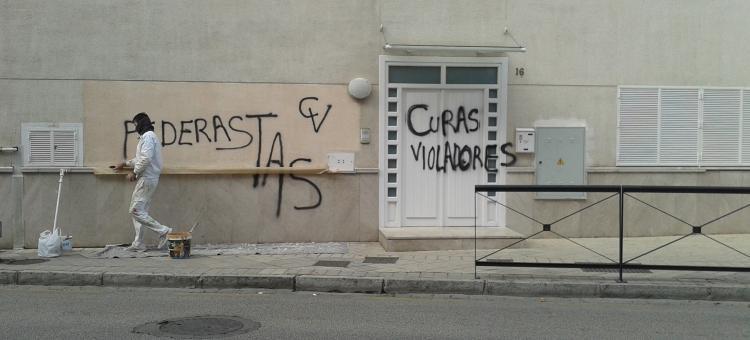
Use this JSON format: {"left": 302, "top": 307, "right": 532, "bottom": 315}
{"left": 379, "top": 227, "right": 524, "bottom": 252}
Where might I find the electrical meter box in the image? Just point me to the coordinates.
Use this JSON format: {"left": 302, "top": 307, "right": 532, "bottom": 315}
{"left": 515, "top": 128, "right": 535, "bottom": 153}
{"left": 535, "top": 127, "right": 586, "bottom": 199}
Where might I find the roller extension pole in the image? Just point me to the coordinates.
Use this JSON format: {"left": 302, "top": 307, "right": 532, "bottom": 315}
{"left": 52, "top": 169, "right": 65, "bottom": 234}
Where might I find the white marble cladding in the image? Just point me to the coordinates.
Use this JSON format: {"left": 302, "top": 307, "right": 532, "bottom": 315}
{"left": 0, "top": 175, "right": 15, "bottom": 248}
{"left": 15, "top": 173, "right": 377, "bottom": 248}
{"left": 6, "top": 170, "right": 749, "bottom": 249}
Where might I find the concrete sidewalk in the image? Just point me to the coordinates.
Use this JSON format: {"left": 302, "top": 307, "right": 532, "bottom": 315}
{"left": 1, "top": 235, "right": 749, "bottom": 301}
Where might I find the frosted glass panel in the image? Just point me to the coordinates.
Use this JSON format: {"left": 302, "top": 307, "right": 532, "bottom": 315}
{"left": 389, "top": 66, "right": 441, "bottom": 84}
{"left": 446, "top": 67, "right": 497, "bottom": 84}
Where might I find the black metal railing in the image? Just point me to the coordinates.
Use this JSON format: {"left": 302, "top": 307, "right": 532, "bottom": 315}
{"left": 474, "top": 185, "right": 750, "bottom": 282}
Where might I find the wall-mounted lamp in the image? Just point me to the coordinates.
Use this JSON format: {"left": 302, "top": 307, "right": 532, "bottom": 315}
{"left": 0, "top": 146, "right": 19, "bottom": 152}
{"left": 384, "top": 43, "right": 526, "bottom": 53}
{"left": 348, "top": 78, "right": 372, "bottom": 99}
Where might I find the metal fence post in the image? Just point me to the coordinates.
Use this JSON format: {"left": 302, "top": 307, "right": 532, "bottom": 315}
{"left": 618, "top": 186, "right": 625, "bottom": 283}
{"left": 474, "top": 191, "right": 477, "bottom": 279}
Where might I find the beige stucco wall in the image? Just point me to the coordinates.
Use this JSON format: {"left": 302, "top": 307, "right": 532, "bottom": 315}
{"left": 2, "top": 1, "right": 750, "bottom": 248}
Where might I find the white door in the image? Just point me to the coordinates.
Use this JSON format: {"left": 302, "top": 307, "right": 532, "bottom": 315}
{"left": 401, "top": 88, "right": 486, "bottom": 227}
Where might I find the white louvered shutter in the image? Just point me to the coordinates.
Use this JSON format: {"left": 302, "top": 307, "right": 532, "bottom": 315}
{"left": 702, "top": 89, "right": 741, "bottom": 165}
{"left": 28, "top": 130, "right": 53, "bottom": 166}
{"left": 52, "top": 129, "right": 77, "bottom": 165}
{"left": 618, "top": 87, "right": 659, "bottom": 165}
{"left": 742, "top": 90, "right": 750, "bottom": 164}
{"left": 659, "top": 88, "right": 699, "bottom": 165}
{"left": 23, "top": 123, "right": 83, "bottom": 167}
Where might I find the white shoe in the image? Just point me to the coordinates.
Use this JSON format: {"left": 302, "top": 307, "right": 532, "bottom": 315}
{"left": 125, "top": 244, "right": 147, "bottom": 252}
{"left": 158, "top": 228, "right": 172, "bottom": 249}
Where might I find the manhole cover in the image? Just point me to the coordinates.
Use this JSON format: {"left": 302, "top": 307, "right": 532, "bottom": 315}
{"left": 363, "top": 256, "right": 399, "bottom": 264}
{"left": 133, "top": 316, "right": 260, "bottom": 339}
{"left": 314, "top": 260, "right": 350, "bottom": 267}
{"left": 1, "top": 259, "right": 49, "bottom": 265}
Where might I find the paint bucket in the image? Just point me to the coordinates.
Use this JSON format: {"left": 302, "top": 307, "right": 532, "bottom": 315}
{"left": 167, "top": 232, "right": 191, "bottom": 259}
{"left": 62, "top": 236, "right": 73, "bottom": 252}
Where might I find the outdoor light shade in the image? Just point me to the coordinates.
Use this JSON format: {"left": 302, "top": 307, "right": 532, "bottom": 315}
{"left": 384, "top": 43, "right": 526, "bottom": 53}
{"left": 348, "top": 78, "right": 372, "bottom": 99}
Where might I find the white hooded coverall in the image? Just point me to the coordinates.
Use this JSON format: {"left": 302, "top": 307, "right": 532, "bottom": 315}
{"left": 126, "top": 130, "right": 171, "bottom": 247}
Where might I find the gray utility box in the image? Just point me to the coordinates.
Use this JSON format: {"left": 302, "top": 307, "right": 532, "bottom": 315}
{"left": 534, "top": 127, "right": 586, "bottom": 199}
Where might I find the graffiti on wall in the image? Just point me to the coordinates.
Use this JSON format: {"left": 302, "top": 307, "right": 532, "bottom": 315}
{"left": 120, "top": 96, "right": 336, "bottom": 217}
{"left": 298, "top": 97, "right": 331, "bottom": 133}
{"left": 406, "top": 104, "right": 516, "bottom": 172}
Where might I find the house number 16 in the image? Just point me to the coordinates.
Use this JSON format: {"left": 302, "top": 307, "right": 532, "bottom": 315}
{"left": 515, "top": 67, "right": 525, "bottom": 77}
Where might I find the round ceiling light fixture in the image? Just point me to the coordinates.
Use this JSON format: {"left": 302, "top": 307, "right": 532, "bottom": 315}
{"left": 348, "top": 78, "right": 372, "bottom": 99}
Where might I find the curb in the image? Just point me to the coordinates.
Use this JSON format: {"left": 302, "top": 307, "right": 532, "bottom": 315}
{"left": 485, "top": 280, "right": 599, "bottom": 298}
{"left": 0, "top": 270, "right": 748, "bottom": 301}
{"left": 0, "top": 270, "right": 17, "bottom": 285}
{"left": 708, "top": 284, "right": 750, "bottom": 301}
{"left": 599, "top": 282, "right": 750, "bottom": 301}
{"left": 296, "top": 275, "right": 383, "bottom": 294}
{"left": 103, "top": 272, "right": 199, "bottom": 288}
{"left": 17, "top": 270, "right": 102, "bottom": 286}
{"left": 199, "top": 274, "right": 295, "bottom": 290}
{"left": 384, "top": 278, "right": 484, "bottom": 295}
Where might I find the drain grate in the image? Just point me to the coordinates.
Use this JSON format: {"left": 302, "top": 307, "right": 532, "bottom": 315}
{"left": 133, "top": 315, "right": 260, "bottom": 338}
{"left": 581, "top": 267, "right": 652, "bottom": 273}
{"left": 485, "top": 258, "right": 513, "bottom": 263}
{"left": 1, "top": 259, "right": 49, "bottom": 265}
{"left": 314, "top": 260, "right": 350, "bottom": 267}
{"left": 363, "top": 256, "right": 398, "bottom": 264}
{"left": 575, "top": 262, "right": 652, "bottom": 273}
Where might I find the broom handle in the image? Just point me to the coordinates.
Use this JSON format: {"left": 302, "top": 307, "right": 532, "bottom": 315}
{"left": 52, "top": 168, "right": 65, "bottom": 233}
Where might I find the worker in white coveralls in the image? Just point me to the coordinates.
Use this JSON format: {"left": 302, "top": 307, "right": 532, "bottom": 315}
{"left": 114, "top": 112, "right": 173, "bottom": 252}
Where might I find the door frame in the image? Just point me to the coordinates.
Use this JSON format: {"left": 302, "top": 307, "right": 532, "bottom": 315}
{"left": 378, "top": 55, "right": 509, "bottom": 229}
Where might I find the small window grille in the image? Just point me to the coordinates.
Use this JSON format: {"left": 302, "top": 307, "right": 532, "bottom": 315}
{"left": 22, "top": 123, "right": 83, "bottom": 167}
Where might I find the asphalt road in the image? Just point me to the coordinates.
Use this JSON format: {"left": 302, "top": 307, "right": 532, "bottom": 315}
{"left": 0, "top": 285, "right": 748, "bottom": 339}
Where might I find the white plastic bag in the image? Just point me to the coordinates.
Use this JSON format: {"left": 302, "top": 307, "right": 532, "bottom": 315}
{"left": 38, "top": 229, "right": 62, "bottom": 258}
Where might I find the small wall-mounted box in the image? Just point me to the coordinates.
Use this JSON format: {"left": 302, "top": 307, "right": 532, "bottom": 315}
{"left": 360, "top": 128, "right": 370, "bottom": 144}
{"left": 327, "top": 152, "right": 355, "bottom": 172}
{"left": 515, "top": 128, "right": 535, "bottom": 153}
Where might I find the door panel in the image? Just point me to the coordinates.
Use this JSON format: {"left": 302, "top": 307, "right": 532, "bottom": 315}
{"left": 401, "top": 89, "right": 441, "bottom": 225}
{"left": 443, "top": 90, "right": 484, "bottom": 226}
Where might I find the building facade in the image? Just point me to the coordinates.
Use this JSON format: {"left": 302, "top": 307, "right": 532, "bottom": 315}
{"left": 2, "top": 0, "right": 749, "bottom": 250}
